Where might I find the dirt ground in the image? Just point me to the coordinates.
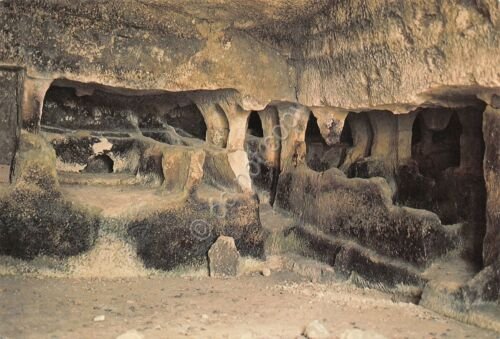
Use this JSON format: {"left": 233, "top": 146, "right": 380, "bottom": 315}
{"left": 0, "top": 272, "right": 498, "bottom": 339}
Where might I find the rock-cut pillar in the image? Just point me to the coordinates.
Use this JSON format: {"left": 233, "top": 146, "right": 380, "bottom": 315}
{"left": 257, "top": 106, "right": 281, "bottom": 169}
{"left": 340, "top": 112, "right": 373, "bottom": 172}
{"left": 482, "top": 104, "right": 500, "bottom": 266}
{"left": 21, "top": 77, "right": 52, "bottom": 132}
{"left": 219, "top": 101, "right": 252, "bottom": 192}
{"left": 275, "top": 104, "right": 310, "bottom": 171}
{"left": 195, "top": 101, "right": 229, "bottom": 148}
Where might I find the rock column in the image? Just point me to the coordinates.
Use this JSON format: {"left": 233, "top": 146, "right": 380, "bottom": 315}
{"left": 21, "top": 77, "right": 52, "bottom": 132}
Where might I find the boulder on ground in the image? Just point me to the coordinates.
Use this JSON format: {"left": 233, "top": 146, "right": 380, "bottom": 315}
{"left": 303, "top": 320, "right": 330, "bottom": 339}
{"left": 208, "top": 236, "right": 240, "bottom": 277}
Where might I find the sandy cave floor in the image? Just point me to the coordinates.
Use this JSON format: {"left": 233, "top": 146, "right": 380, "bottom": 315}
{"left": 0, "top": 272, "right": 498, "bottom": 339}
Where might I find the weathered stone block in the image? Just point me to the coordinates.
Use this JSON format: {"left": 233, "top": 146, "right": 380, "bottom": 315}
{"left": 208, "top": 236, "right": 240, "bottom": 277}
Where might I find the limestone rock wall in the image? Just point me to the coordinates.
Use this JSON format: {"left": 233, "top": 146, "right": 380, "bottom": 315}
{"left": 0, "top": 1, "right": 295, "bottom": 107}
{"left": 291, "top": 0, "right": 500, "bottom": 109}
{"left": 2, "top": 1, "right": 498, "bottom": 110}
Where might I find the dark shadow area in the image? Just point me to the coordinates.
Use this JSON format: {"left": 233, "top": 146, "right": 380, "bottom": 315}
{"left": 340, "top": 117, "right": 354, "bottom": 147}
{"left": 42, "top": 85, "right": 208, "bottom": 143}
{"left": 411, "top": 112, "right": 462, "bottom": 178}
{"left": 245, "top": 111, "right": 270, "bottom": 193}
{"left": 247, "top": 111, "right": 264, "bottom": 137}
{"left": 398, "top": 105, "right": 487, "bottom": 267}
{"left": 305, "top": 113, "right": 329, "bottom": 172}
{"left": 305, "top": 113, "right": 353, "bottom": 172}
{"left": 162, "top": 104, "right": 207, "bottom": 140}
{"left": 83, "top": 154, "right": 114, "bottom": 174}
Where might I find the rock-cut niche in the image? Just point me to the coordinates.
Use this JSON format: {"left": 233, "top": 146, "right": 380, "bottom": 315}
{"left": 305, "top": 112, "right": 354, "bottom": 172}
{"left": 40, "top": 80, "right": 210, "bottom": 186}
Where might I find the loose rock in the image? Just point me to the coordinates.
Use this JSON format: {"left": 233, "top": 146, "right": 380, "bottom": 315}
{"left": 208, "top": 236, "right": 240, "bottom": 277}
{"left": 303, "top": 320, "right": 330, "bottom": 339}
{"left": 116, "top": 329, "right": 144, "bottom": 339}
{"left": 340, "top": 329, "right": 387, "bottom": 339}
{"left": 93, "top": 315, "right": 105, "bottom": 322}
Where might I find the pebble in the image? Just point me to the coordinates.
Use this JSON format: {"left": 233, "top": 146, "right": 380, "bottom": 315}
{"left": 303, "top": 320, "right": 330, "bottom": 339}
{"left": 116, "top": 329, "right": 144, "bottom": 339}
{"left": 262, "top": 268, "right": 272, "bottom": 277}
{"left": 93, "top": 315, "right": 105, "bottom": 322}
{"left": 340, "top": 329, "right": 387, "bottom": 339}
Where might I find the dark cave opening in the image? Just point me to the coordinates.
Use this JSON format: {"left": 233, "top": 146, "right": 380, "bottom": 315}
{"left": 83, "top": 154, "right": 114, "bottom": 174}
{"left": 401, "top": 105, "right": 487, "bottom": 266}
{"left": 340, "top": 117, "right": 354, "bottom": 147}
{"left": 247, "top": 111, "right": 264, "bottom": 138}
{"left": 411, "top": 111, "right": 462, "bottom": 178}
{"left": 333, "top": 105, "right": 487, "bottom": 268}
{"left": 41, "top": 84, "right": 208, "bottom": 143}
{"left": 305, "top": 113, "right": 352, "bottom": 172}
{"left": 243, "top": 108, "right": 282, "bottom": 204}
{"left": 305, "top": 113, "right": 325, "bottom": 145}
{"left": 245, "top": 111, "right": 268, "bottom": 192}
{"left": 150, "top": 104, "right": 207, "bottom": 142}
{"left": 40, "top": 81, "right": 213, "bottom": 187}
{"left": 305, "top": 113, "right": 328, "bottom": 172}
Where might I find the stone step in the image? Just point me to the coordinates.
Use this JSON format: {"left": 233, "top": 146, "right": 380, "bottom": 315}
{"left": 58, "top": 171, "right": 142, "bottom": 187}
{"left": 420, "top": 254, "right": 500, "bottom": 333}
{"left": 296, "top": 224, "right": 425, "bottom": 290}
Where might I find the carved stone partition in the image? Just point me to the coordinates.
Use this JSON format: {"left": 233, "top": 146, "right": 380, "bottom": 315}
{"left": 483, "top": 104, "right": 500, "bottom": 267}
{"left": 340, "top": 113, "right": 373, "bottom": 172}
{"left": 257, "top": 106, "right": 281, "bottom": 170}
{"left": 0, "top": 68, "right": 23, "bottom": 183}
{"left": 216, "top": 100, "right": 253, "bottom": 192}
{"left": 309, "top": 107, "right": 349, "bottom": 146}
{"left": 363, "top": 110, "right": 417, "bottom": 170}
{"left": 219, "top": 101, "right": 251, "bottom": 151}
{"left": 456, "top": 102, "right": 500, "bottom": 313}
{"left": 194, "top": 101, "right": 229, "bottom": 148}
{"left": 396, "top": 112, "right": 417, "bottom": 165}
{"left": 21, "top": 77, "right": 52, "bottom": 133}
{"left": 366, "top": 110, "right": 398, "bottom": 167}
{"left": 275, "top": 103, "right": 310, "bottom": 171}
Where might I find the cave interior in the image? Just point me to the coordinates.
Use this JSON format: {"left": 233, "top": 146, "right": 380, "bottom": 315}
{"left": 0, "top": 1, "right": 499, "bottom": 337}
